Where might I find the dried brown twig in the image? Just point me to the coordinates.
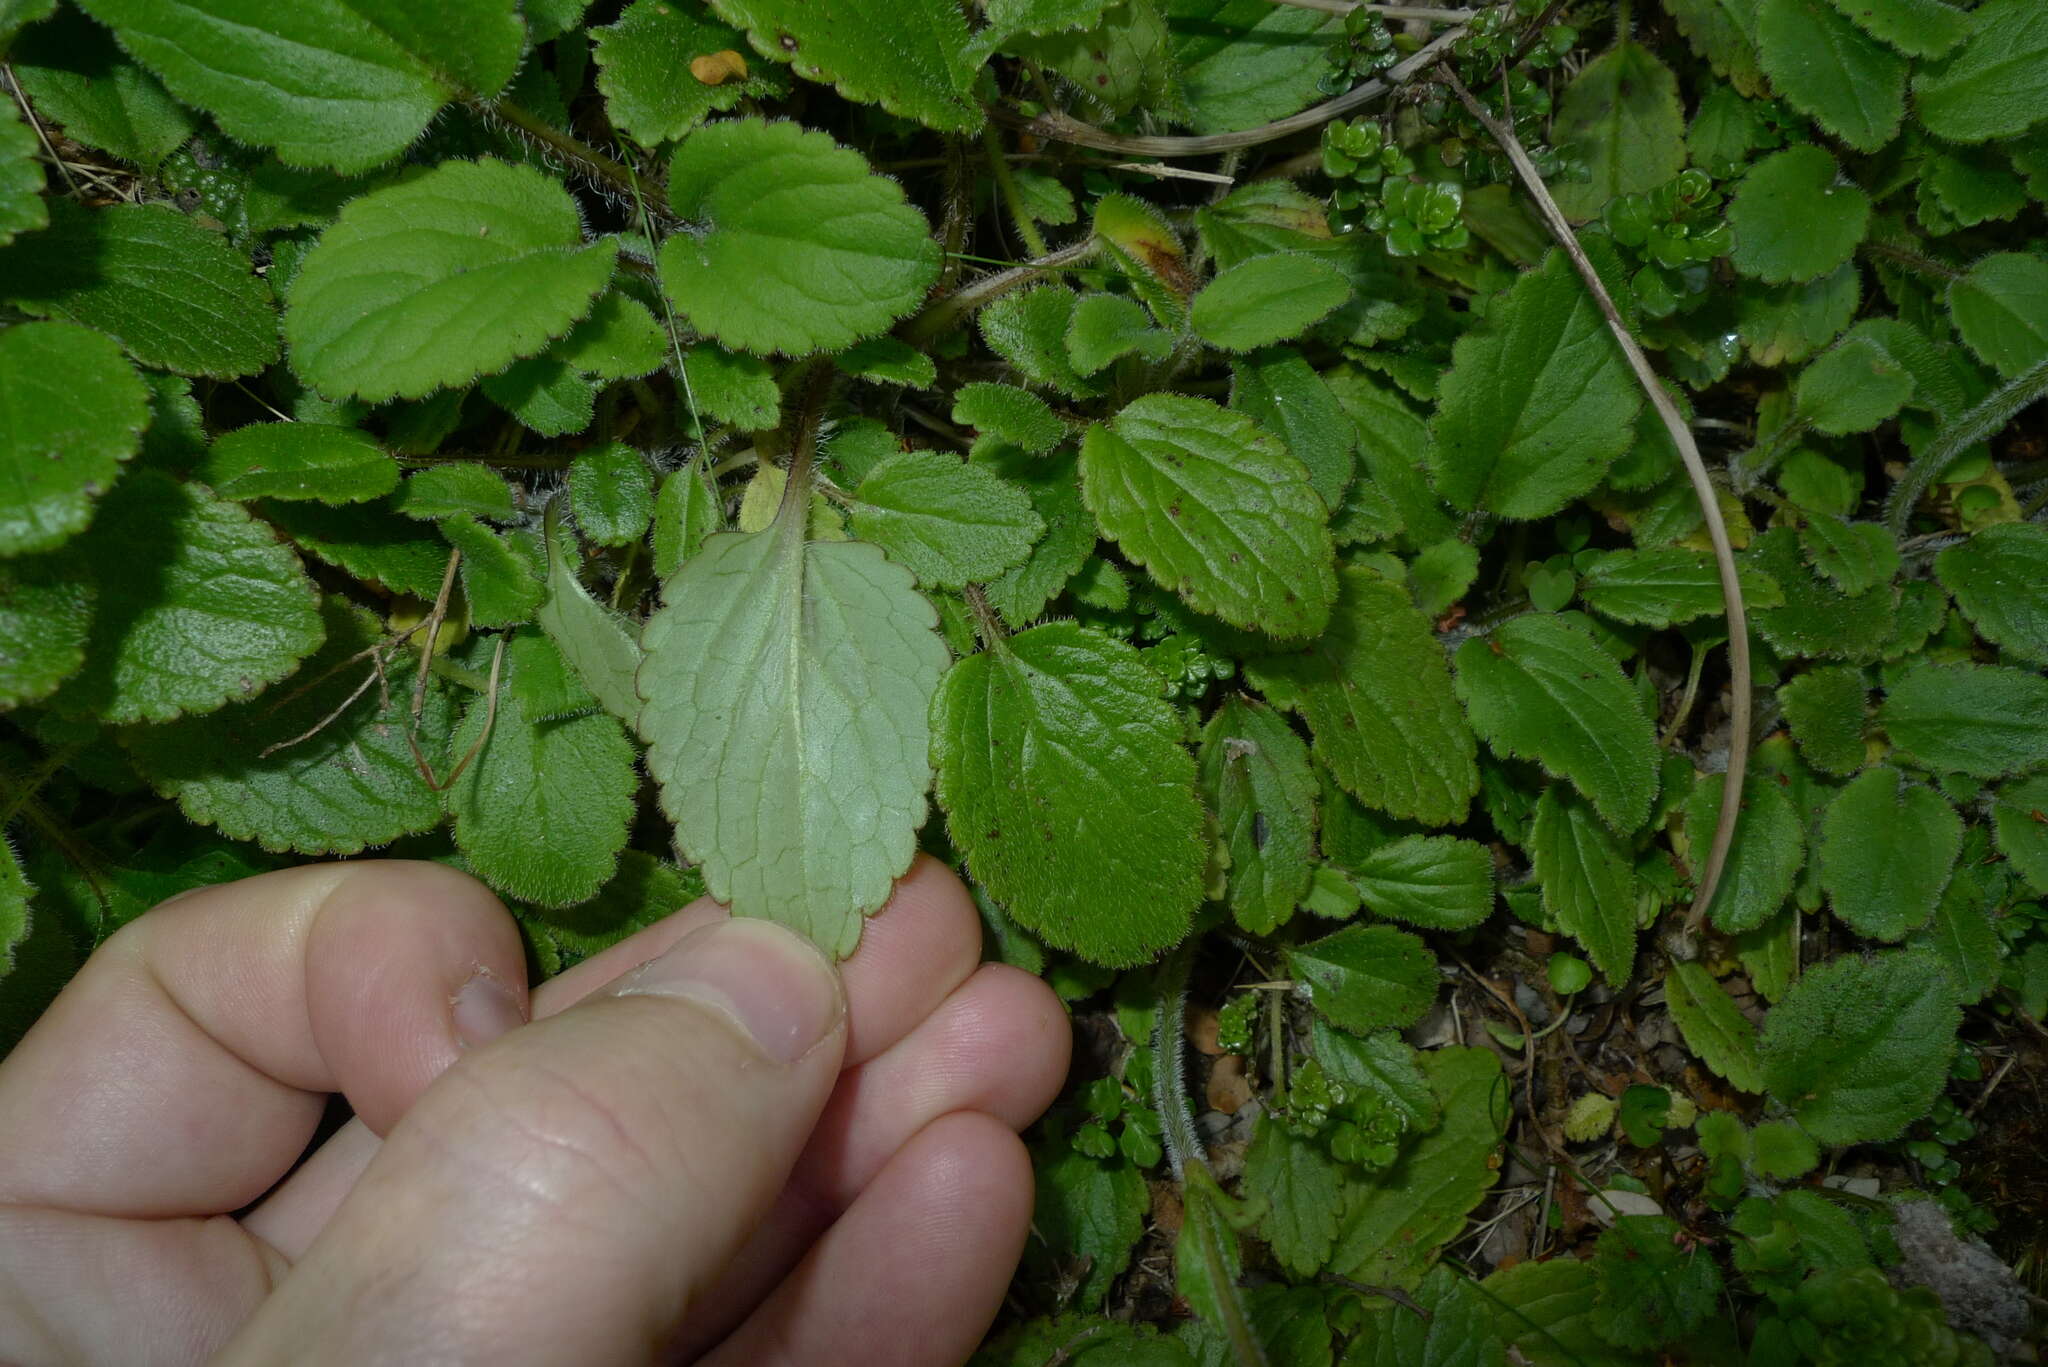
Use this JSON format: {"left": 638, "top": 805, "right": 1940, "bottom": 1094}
{"left": 1438, "top": 67, "right": 1753, "bottom": 929}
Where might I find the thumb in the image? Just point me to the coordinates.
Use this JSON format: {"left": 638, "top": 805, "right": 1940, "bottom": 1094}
{"left": 218, "top": 916, "right": 847, "bottom": 1365}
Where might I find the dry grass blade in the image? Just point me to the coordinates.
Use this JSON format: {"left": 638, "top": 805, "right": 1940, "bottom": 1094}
{"left": 1440, "top": 68, "right": 1751, "bottom": 929}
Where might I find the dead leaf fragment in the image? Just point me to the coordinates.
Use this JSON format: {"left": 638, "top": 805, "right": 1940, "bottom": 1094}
{"left": 691, "top": 50, "right": 748, "bottom": 85}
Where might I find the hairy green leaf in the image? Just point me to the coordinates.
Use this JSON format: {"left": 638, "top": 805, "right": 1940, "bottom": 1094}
{"left": 8, "top": 9, "right": 196, "bottom": 171}
{"left": 0, "top": 556, "right": 93, "bottom": 710}
{"left": 265, "top": 499, "right": 454, "bottom": 598}
{"left": 1530, "top": 787, "right": 1636, "bottom": 984}
{"left": 1880, "top": 661, "right": 2048, "bottom": 779}
{"left": 1589, "top": 1215, "right": 1724, "bottom": 1351}
{"left": 707, "top": 0, "right": 981, "bottom": 131}
{"left": 1258, "top": 567, "right": 1478, "bottom": 827}
{"left": 1755, "top": 0, "right": 1906, "bottom": 151}
{"left": 126, "top": 600, "right": 453, "bottom": 855}
{"left": 1820, "top": 765, "right": 1961, "bottom": 941}
{"left": 1345, "top": 835, "right": 1494, "bottom": 932}
{"left": 1665, "top": 961, "right": 1765, "bottom": 1093}
{"left": 1727, "top": 146, "right": 1871, "bottom": 283}
{"left": 200, "top": 423, "right": 398, "bottom": 505}
{"left": 537, "top": 513, "right": 642, "bottom": 726}
{"left": 641, "top": 509, "right": 949, "bottom": 956}
{"left": 1081, "top": 394, "right": 1335, "bottom": 637}
{"left": 1686, "top": 770, "right": 1805, "bottom": 933}
{"left": 0, "top": 200, "right": 277, "bottom": 378}
{"left": 1333, "top": 1047, "right": 1505, "bottom": 1287}
{"left": 1242, "top": 1114, "right": 1344, "bottom": 1279}
{"left": 660, "top": 119, "right": 941, "bottom": 356}
{"left": 569, "top": 442, "right": 655, "bottom": 547}
{"left": 1455, "top": 614, "right": 1658, "bottom": 833}
{"left": 1747, "top": 526, "right": 1897, "bottom": 661}
{"left": 1578, "top": 548, "right": 1774, "bottom": 628}
{"left": 1758, "top": 949, "right": 1961, "bottom": 1144}
{"left": 1429, "top": 250, "right": 1640, "bottom": 520}
{"left": 442, "top": 515, "right": 544, "bottom": 628}
{"left": 1912, "top": 0, "right": 2048, "bottom": 143}
{"left": 1798, "top": 515, "right": 1899, "bottom": 595}
{"left": 1795, "top": 338, "right": 1914, "bottom": 435}
{"left": 71, "top": 0, "right": 524, "bottom": 171}
{"left": 850, "top": 451, "right": 1044, "bottom": 589}
{"left": 1031, "top": 1146, "right": 1149, "bottom": 1309}
{"left": 1168, "top": 0, "right": 1334, "bottom": 135}
{"left": 52, "top": 469, "right": 323, "bottom": 724}
{"left": 984, "top": 284, "right": 1101, "bottom": 398}
{"left": 1937, "top": 522, "right": 2048, "bottom": 668}
{"left": 1550, "top": 40, "right": 1687, "bottom": 221}
{"left": 286, "top": 159, "right": 617, "bottom": 402}
{"left": 0, "top": 321, "right": 149, "bottom": 557}
{"left": 932, "top": 621, "right": 1204, "bottom": 966}
{"left": 0, "top": 102, "right": 45, "bottom": 250}
{"left": 981, "top": 451, "right": 1094, "bottom": 628}
{"left": 1189, "top": 254, "right": 1351, "bottom": 353}
{"left": 1948, "top": 252, "right": 2048, "bottom": 379}
{"left": 1199, "top": 696, "right": 1316, "bottom": 936}
{"left": 952, "top": 382, "right": 1065, "bottom": 455}
{"left": 1067, "top": 291, "right": 1171, "bottom": 376}
{"left": 450, "top": 633, "right": 637, "bottom": 909}
{"left": 1229, "top": 347, "right": 1354, "bottom": 510}
{"left": 594, "top": 0, "right": 760, "bottom": 143}
{"left": 1779, "top": 665, "right": 1869, "bottom": 775}
{"left": 1288, "top": 922, "right": 1438, "bottom": 1036}
{"left": 1991, "top": 774, "right": 2048, "bottom": 895}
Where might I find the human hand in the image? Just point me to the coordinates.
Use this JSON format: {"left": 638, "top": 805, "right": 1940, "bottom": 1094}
{"left": 0, "top": 856, "right": 1070, "bottom": 1365}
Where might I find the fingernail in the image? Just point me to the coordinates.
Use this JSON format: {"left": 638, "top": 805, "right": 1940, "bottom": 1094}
{"left": 452, "top": 968, "right": 527, "bottom": 1050}
{"left": 614, "top": 918, "right": 843, "bottom": 1064}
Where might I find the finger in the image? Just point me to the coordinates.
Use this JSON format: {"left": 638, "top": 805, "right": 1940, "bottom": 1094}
{"left": 0, "top": 861, "right": 526, "bottom": 1217}
{"left": 669, "top": 963, "right": 1068, "bottom": 1356}
{"left": 214, "top": 917, "right": 848, "bottom": 1365}
{"left": 242, "top": 855, "right": 986, "bottom": 1256}
{"left": 700, "top": 1112, "right": 1033, "bottom": 1367}
{"left": 532, "top": 854, "right": 984, "bottom": 1063}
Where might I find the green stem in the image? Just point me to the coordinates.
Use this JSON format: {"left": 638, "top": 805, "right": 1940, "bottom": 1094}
{"left": 1885, "top": 352, "right": 2048, "bottom": 535}
{"left": 1152, "top": 938, "right": 1203, "bottom": 1181}
{"left": 481, "top": 99, "right": 655, "bottom": 211}
{"left": 900, "top": 235, "right": 1101, "bottom": 344}
{"left": 983, "top": 126, "right": 1049, "bottom": 259}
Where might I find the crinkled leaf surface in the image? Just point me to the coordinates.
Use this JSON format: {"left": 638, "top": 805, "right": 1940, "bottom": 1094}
{"left": 1429, "top": 250, "right": 1640, "bottom": 520}
{"left": 1948, "top": 252, "right": 2048, "bottom": 379}
{"left": 1913, "top": 0, "right": 2048, "bottom": 144}
{"left": 1755, "top": 0, "right": 1906, "bottom": 152}
{"left": 286, "top": 159, "right": 617, "bottom": 402}
{"left": 1879, "top": 661, "right": 2048, "bottom": 779}
{"left": 640, "top": 511, "right": 949, "bottom": 957}
{"left": 851, "top": 451, "right": 1043, "bottom": 589}
{"left": 1530, "top": 786, "right": 1637, "bottom": 984}
{"left": 1746, "top": 526, "right": 1897, "bottom": 661}
{"left": 1081, "top": 394, "right": 1336, "bottom": 638}
{"left": 1199, "top": 696, "right": 1316, "bottom": 936}
{"left": 1257, "top": 567, "right": 1477, "bottom": 827}
{"left": 70, "top": 0, "right": 524, "bottom": 171}
{"left": 451, "top": 634, "right": 637, "bottom": 909}
{"left": 52, "top": 469, "right": 324, "bottom": 724}
{"left": 595, "top": 0, "right": 760, "bottom": 143}
{"left": 126, "top": 600, "right": 453, "bottom": 855}
{"left": 1936, "top": 522, "right": 2048, "bottom": 666}
{"left": 1798, "top": 514, "right": 1899, "bottom": 595}
{"left": 707, "top": 0, "right": 981, "bottom": 131}
{"left": 1454, "top": 614, "right": 1658, "bottom": 834}
{"left": 1664, "top": 961, "right": 1765, "bottom": 1093}
{"left": 0, "top": 200, "right": 277, "bottom": 378}
{"left": 0, "top": 103, "right": 45, "bottom": 249}
{"left": 982, "top": 450, "right": 1094, "bottom": 627}
{"left": 1345, "top": 1263, "right": 1507, "bottom": 1367}
{"left": 1992, "top": 774, "right": 2048, "bottom": 895}
{"left": 1345, "top": 835, "right": 1494, "bottom": 932}
{"left": 1820, "top": 766, "right": 1961, "bottom": 941}
{"left": 1242, "top": 1114, "right": 1343, "bottom": 1279}
{"left": 660, "top": 119, "right": 941, "bottom": 356}
{"left": 0, "top": 557, "right": 93, "bottom": 710}
{"left": 0, "top": 321, "right": 149, "bottom": 557}
{"left": 8, "top": 9, "right": 196, "bottom": 171}
{"left": 1685, "top": 771, "right": 1804, "bottom": 933}
{"left": 1229, "top": 347, "right": 1354, "bottom": 510}
{"left": 1288, "top": 922, "right": 1438, "bottom": 1036}
{"left": 1758, "top": 949, "right": 1961, "bottom": 1144}
{"left": 442, "top": 515, "right": 544, "bottom": 628}
{"left": 200, "top": 423, "right": 398, "bottom": 504}
{"left": 1795, "top": 339, "right": 1914, "bottom": 435}
{"left": 1031, "top": 1146, "right": 1149, "bottom": 1310}
{"left": 1333, "top": 1047, "right": 1505, "bottom": 1287}
{"left": 568, "top": 441, "right": 655, "bottom": 547}
{"left": 1779, "top": 665, "right": 1869, "bottom": 775}
{"left": 931, "top": 621, "right": 1204, "bottom": 967}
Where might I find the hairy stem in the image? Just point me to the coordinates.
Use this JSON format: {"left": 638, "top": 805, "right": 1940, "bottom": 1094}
{"left": 1152, "top": 938, "right": 1204, "bottom": 1182}
{"left": 999, "top": 24, "right": 1465, "bottom": 158}
{"left": 481, "top": 100, "right": 661, "bottom": 215}
{"left": 1884, "top": 352, "right": 2048, "bottom": 535}
{"left": 1441, "top": 68, "right": 1752, "bottom": 926}
{"left": 983, "top": 126, "right": 1049, "bottom": 259}
{"left": 900, "top": 234, "right": 1101, "bottom": 343}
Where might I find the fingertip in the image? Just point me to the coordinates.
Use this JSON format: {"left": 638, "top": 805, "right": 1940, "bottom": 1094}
{"left": 301, "top": 861, "right": 528, "bottom": 1134}
{"left": 839, "top": 854, "right": 983, "bottom": 1063}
